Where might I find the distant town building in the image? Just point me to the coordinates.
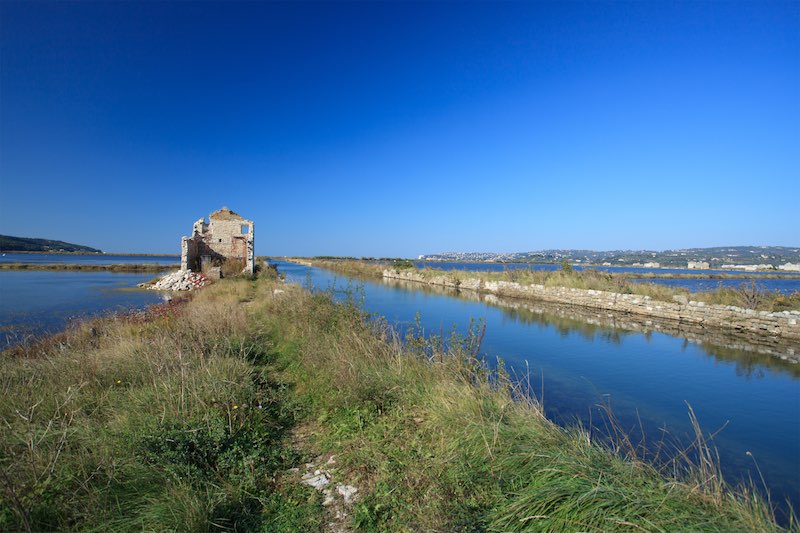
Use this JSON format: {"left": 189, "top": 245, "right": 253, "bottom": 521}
{"left": 687, "top": 261, "right": 710, "bottom": 270}
{"left": 778, "top": 263, "right": 800, "bottom": 272}
{"left": 181, "top": 207, "right": 254, "bottom": 275}
{"left": 720, "top": 264, "right": 773, "bottom": 272}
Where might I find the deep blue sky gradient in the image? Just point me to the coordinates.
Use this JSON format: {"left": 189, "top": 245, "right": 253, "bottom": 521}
{"left": 1, "top": 1, "right": 797, "bottom": 256}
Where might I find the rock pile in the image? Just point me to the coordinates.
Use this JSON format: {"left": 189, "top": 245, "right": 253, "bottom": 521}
{"left": 294, "top": 455, "right": 358, "bottom": 530}
{"left": 140, "top": 270, "right": 209, "bottom": 291}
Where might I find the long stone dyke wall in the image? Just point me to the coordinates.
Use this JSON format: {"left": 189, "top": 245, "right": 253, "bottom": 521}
{"left": 382, "top": 278, "right": 800, "bottom": 367}
{"left": 383, "top": 269, "right": 800, "bottom": 359}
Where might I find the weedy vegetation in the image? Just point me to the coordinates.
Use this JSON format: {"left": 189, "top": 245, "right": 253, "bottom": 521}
{"left": 1, "top": 269, "right": 795, "bottom": 531}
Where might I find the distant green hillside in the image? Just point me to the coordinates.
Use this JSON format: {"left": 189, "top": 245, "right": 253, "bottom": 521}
{"left": 0, "top": 234, "right": 102, "bottom": 253}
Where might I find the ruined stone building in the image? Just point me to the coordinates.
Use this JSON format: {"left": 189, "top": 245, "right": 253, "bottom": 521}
{"left": 181, "top": 208, "right": 254, "bottom": 275}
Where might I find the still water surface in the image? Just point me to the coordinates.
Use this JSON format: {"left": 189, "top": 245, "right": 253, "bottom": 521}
{"left": 0, "top": 252, "right": 179, "bottom": 266}
{"left": 277, "top": 260, "right": 800, "bottom": 515}
{"left": 0, "top": 270, "right": 165, "bottom": 347}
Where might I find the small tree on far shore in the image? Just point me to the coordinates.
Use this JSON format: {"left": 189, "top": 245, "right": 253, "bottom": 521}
{"left": 561, "top": 258, "right": 573, "bottom": 273}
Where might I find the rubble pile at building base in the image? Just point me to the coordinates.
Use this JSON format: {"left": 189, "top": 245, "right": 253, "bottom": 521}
{"left": 139, "top": 270, "right": 210, "bottom": 291}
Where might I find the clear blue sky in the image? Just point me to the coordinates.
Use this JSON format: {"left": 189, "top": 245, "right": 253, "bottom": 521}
{"left": 1, "top": 1, "right": 797, "bottom": 256}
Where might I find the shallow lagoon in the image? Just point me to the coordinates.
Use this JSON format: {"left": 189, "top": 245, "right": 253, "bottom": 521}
{"left": 0, "top": 270, "right": 165, "bottom": 348}
{"left": 0, "top": 252, "right": 179, "bottom": 266}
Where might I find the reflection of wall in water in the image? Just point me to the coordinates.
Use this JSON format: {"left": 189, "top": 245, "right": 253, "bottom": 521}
{"left": 382, "top": 278, "right": 800, "bottom": 378}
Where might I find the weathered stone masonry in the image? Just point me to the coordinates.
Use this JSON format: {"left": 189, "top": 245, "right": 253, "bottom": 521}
{"left": 383, "top": 269, "right": 800, "bottom": 360}
{"left": 383, "top": 277, "right": 799, "bottom": 363}
{"left": 181, "top": 208, "right": 254, "bottom": 275}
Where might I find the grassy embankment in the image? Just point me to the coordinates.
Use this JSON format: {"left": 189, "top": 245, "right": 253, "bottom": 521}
{"left": 1, "top": 272, "right": 793, "bottom": 531}
{"left": 0, "top": 262, "right": 178, "bottom": 272}
{"left": 301, "top": 258, "right": 800, "bottom": 313}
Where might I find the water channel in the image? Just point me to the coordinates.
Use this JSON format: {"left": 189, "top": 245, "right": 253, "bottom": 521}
{"left": 275, "top": 260, "right": 800, "bottom": 517}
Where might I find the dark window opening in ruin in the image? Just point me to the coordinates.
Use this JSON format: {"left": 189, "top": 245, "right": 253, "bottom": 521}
{"left": 218, "top": 239, "right": 222, "bottom": 243}
{"left": 241, "top": 225, "right": 249, "bottom": 234}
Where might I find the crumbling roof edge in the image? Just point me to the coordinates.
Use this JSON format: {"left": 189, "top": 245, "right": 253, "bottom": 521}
{"left": 209, "top": 207, "right": 250, "bottom": 221}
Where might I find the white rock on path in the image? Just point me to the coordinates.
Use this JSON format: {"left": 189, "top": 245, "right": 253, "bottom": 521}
{"left": 337, "top": 484, "right": 358, "bottom": 505}
{"left": 300, "top": 471, "right": 330, "bottom": 490}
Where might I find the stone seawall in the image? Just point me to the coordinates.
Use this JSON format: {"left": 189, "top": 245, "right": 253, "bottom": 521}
{"left": 383, "top": 278, "right": 800, "bottom": 365}
{"left": 383, "top": 269, "right": 800, "bottom": 357}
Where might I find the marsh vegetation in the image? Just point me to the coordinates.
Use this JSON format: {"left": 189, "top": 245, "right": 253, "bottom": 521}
{"left": 1, "top": 270, "right": 794, "bottom": 531}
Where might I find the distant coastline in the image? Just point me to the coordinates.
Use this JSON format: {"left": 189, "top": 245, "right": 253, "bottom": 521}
{"left": 2, "top": 250, "right": 179, "bottom": 257}
{"left": 417, "top": 259, "right": 793, "bottom": 274}
{"left": 0, "top": 234, "right": 102, "bottom": 253}
{"left": 418, "top": 246, "right": 800, "bottom": 271}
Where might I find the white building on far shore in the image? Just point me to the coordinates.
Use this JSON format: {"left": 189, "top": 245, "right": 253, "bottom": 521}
{"left": 687, "top": 261, "right": 710, "bottom": 269}
{"left": 720, "top": 263, "right": 773, "bottom": 272}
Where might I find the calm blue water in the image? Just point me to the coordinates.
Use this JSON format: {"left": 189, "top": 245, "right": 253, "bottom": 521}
{"left": 414, "top": 261, "right": 800, "bottom": 294}
{"left": 277, "top": 260, "right": 800, "bottom": 518}
{"left": 0, "top": 270, "right": 166, "bottom": 348}
{"left": 629, "top": 277, "right": 800, "bottom": 293}
{"left": 0, "top": 252, "right": 179, "bottom": 266}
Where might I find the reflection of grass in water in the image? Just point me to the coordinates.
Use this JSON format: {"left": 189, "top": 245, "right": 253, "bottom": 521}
{"left": 701, "top": 343, "right": 800, "bottom": 379}
{"left": 100, "top": 284, "right": 149, "bottom": 294}
{"left": 498, "top": 299, "right": 800, "bottom": 378}
{"left": 0, "top": 318, "right": 52, "bottom": 351}
{"left": 387, "top": 275, "right": 800, "bottom": 379}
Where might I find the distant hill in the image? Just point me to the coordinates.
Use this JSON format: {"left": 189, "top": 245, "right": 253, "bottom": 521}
{"left": 0, "top": 235, "right": 102, "bottom": 253}
{"left": 420, "top": 246, "right": 800, "bottom": 268}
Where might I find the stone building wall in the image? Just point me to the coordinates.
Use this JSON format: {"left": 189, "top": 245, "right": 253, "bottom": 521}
{"left": 181, "top": 235, "right": 199, "bottom": 271}
{"left": 383, "top": 268, "right": 800, "bottom": 357}
{"left": 181, "top": 208, "right": 255, "bottom": 274}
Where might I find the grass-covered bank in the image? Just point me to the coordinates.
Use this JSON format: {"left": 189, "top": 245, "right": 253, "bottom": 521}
{"left": 1, "top": 273, "right": 794, "bottom": 531}
{"left": 0, "top": 273, "right": 323, "bottom": 531}
{"left": 289, "top": 258, "right": 387, "bottom": 279}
